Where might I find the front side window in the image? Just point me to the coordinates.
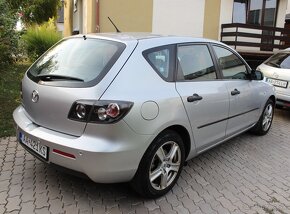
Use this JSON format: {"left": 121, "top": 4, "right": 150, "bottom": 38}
{"left": 177, "top": 45, "right": 216, "bottom": 81}
{"left": 27, "top": 38, "right": 126, "bottom": 87}
{"left": 265, "top": 53, "right": 290, "bottom": 69}
{"left": 213, "top": 46, "right": 248, "bottom": 80}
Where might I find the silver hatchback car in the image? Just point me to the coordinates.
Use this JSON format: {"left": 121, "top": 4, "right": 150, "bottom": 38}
{"left": 14, "top": 33, "right": 275, "bottom": 198}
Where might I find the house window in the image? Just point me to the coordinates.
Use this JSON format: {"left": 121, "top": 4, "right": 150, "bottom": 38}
{"left": 232, "top": 0, "right": 278, "bottom": 27}
{"left": 233, "top": 0, "right": 247, "bottom": 24}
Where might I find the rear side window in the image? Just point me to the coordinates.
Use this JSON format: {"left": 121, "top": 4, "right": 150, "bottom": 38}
{"left": 265, "top": 53, "right": 290, "bottom": 69}
{"left": 143, "top": 45, "right": 174, "bottom": 81}
{"left": 213, "top": 46, "right": 248, "bottom": 80}
{"left": 27, "top": 38, "right": 126, "bottom": 87}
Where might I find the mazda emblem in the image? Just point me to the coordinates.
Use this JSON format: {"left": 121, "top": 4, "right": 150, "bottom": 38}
{"left": 272, "top": 72, "right": 279, "bottom": 79}
{"left": 31, "top": 90, "right": 39, "bottom": 103}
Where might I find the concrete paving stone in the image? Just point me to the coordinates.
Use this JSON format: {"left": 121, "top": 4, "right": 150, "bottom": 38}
{"left": 0, "top": 191, "right": 7, "bottom": 205}
{"left": 216, "top": 197, "right": 238, "bottom": 212}
{"left": 22, "top": 178, "right": 34, "bottom": 190}
{"left": 196, "top": 201, "right": 218, "bottom": 214}
{"left": 106, "top": 206, "right": 121, "bottom": 214}
{"left": 34, "top": 192, "right": 49, "bottom": 209}
{"left": 1, "top": 162, "right": 14, "bottom": 172}
{"left": 21, "top": 187, "right": 35, "bottom": 203}
{"left": 212, "top": 205, "right": 231, "bottom": 214}
{"left": 34, "top": 181, "right": 48, "bottom": 194}
{"left": 49, "top": 198, "right": 64, "bottom": 214}
{"left": 180, "top": 196, "right": 199, "bottom": 213}
{"left": 61, "top": 191, "right": 76, "bottom": 206}
{"left": 64, "top": 204, "right": 79, "bottom": 214}
{"left": 34, "top": 206, "right": 51, "bottom": 214}
{"left": 184, "top": 187, "right": 203, "bottom": 204}
{"left": 4, "top": 154, "right": 15, "bottom": 162}
{"left": 172, "top": 184, "right": 186, "bottom": 199}
{"left": 10, "top": 173, "right": 23, "bottom": 185}
{"left": 5, "top": 195, "right": 21, "bottom": 212}
{"left": 0, "top": 205, "right": 5, "bottom": 214}
{"left": 155, "top": 197, "right": 177, "bottom": 214}
{"left": 20, "top": 201, "right": 35, "bottom": 214}
{"left": 24, "top": 160, "right": 35, "bottom": 169}
{"left": 143, "top": 200, "right": 159, "bottom": 211}
{"left": 8, "top": 184, "right": 22, "bottom": 197}
{"left": 12, "top": 165, "right": 24, "bottom": 175}
{"left": 0, "top": 171, "right": 12, "bottom": 181}
{"left": 172, "top": 204, "right": 190, "bottom": 214}
{"left": 0, "top": 180, "right": 10, "bottom": 192}
{"left": 133, "top": 204, "right": 149, "bottom": 214}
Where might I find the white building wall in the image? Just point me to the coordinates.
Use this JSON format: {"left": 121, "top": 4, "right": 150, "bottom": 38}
{"left": 152, "top": 0, "right": 205, "bottom": 37}
{"left": 219, "top": 0, "right": 234, "bottom": 39}
{"left": 277, "top": 0, "right": 288, "bottom": 28}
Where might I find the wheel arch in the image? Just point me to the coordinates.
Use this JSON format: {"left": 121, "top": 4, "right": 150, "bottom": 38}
{"left": 269, "top": 95, "right": 276, "bottom": 106}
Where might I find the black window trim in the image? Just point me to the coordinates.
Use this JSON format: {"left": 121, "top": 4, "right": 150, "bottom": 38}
{"left": 174, "top": 42, "right": 221, "bottom": 82}
{"left": 209, "top": 43, "right": 252, "bottom": 80}
{"left": 142, "top": 45, "right": 176, "bottom": 82}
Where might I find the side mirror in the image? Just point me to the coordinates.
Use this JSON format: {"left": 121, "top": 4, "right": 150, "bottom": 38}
{"left": 250, "top": 69, "right": 264, "bottom": 80}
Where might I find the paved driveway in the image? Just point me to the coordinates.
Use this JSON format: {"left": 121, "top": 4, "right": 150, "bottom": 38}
{"left": 1, "top": 109, "right": 290, "bottom": 214}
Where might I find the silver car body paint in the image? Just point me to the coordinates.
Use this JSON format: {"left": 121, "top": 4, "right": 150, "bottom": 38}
{"left": 14, "top": 33, "right": 275, "bottom": 183}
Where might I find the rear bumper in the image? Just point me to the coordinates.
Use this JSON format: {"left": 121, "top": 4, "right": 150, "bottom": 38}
{"left": 13, "top": 105, "right": 154, "bottom": 183}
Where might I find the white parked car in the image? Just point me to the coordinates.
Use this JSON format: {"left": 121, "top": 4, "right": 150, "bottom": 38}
{"left": 257, "top": 49, "right": 290, "bottom": 108}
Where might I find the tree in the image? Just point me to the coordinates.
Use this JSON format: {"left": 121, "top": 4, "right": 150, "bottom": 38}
{"left": 7, "top": 0, "right": 60, "bottom": 25}
{"left": 0, "top": 0, "right": 18, "bottom": 65}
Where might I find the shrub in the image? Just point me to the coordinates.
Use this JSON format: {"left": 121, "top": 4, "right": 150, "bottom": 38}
{"left": 22, "top": 18, "right": 62, "bottom": 61}
{"left": 0, "top": 0, "right": 18, "bottom": 66}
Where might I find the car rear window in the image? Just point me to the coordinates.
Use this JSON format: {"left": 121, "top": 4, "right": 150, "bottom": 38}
{"left": 27, "top": 38, "right": 126, "bottom": 87}
{"left": 265, "top": 52, "right": 290, "bottom": 69}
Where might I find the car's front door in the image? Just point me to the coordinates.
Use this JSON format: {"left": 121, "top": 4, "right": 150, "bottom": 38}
{"left": 212, "top": 45, "right": 261, "bottom": 136}
{"left": 175, "top": 44, "right": 229, "bottom": 152}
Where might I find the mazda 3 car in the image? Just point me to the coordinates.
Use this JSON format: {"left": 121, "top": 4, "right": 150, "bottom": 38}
{"left": 257, "top": 49, "right": 290, "bottom": 108}
{"left": 14, "top": 33, "right": 275, "bottom": 198}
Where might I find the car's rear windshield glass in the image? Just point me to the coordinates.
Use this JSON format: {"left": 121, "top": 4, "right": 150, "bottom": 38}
{"left": 265, "top": 52, "right": 290, "bottom": 69}
{"left": 27, "top": 38, "right": 126, "bottom": 87}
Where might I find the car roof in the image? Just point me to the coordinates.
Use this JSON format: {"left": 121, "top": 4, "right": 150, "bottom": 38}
{"left": 71, "top": 32, "right": 223, "bottom": 45}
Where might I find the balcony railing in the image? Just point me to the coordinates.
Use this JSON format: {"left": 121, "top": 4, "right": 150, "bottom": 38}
{"left": 221, "top": 23, "right": 290, "bottom": 53}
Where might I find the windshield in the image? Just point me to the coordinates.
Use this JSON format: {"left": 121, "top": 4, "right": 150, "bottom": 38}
{"left": 265, "top": 52, "right": 290, "bottom": 69}
{"left": 27, "top": 37, "right": 126, "bottom": 87}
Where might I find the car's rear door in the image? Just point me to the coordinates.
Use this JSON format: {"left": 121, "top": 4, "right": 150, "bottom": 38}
{"left": 211, "top": 45, "right": 261, "bottom": 136}
{"left": 175, "top": 43, "right": 229, "bottom": 152}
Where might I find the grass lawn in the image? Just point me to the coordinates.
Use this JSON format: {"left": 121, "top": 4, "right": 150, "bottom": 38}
{"left": 0, "top": 63, "right": 31, "bottom": 137}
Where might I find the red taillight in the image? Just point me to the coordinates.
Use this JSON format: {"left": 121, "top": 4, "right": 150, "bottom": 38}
{"left": 105, "top": 103, "right": 120, "bottom": 118}
{"left": 53, "top": 149, "right": 76, "bottom": 159}
{"left": 68, "top": 100, "right": 133, "bottom": 124}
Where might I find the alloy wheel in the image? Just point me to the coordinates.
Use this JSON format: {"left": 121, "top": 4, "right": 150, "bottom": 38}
{"left": 149, "top": 141, "right": 181, "bottom": 190}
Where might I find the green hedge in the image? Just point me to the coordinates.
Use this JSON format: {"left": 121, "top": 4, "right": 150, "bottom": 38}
{"left": 22, "top": 19, "right": 62, "bottom": 61}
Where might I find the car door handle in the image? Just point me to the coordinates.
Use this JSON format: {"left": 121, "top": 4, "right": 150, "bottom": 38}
{"left": 187, "top": 93, "right": 203, "bottom": 102}
{"left": 231, "top": 89, "right": 240, "bottom": 96}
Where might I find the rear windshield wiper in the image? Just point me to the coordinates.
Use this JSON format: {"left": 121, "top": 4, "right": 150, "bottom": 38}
{"left": 266, "top": 62, "right": 281, "bottom": 68}
{"left": 37, "top": 74, "right": 84, "bottom": 82}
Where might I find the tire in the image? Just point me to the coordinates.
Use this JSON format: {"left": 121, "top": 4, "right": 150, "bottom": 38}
{"left": 250, "top": 99, "right": 274, "bottom": 136}
{"left": 131, "top": 130, "right": 185, "bottom": 198}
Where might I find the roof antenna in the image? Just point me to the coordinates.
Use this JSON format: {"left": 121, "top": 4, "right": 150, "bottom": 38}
{"left": 108, "top": 17, "right": 121, "bottom": 33}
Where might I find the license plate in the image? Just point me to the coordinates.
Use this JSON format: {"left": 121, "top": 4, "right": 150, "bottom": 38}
{"left": 267, "top": 78, "right": 288, "bottom": 88}
{"left": 19, "top": 132, "right": 48, "bottom": 160}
